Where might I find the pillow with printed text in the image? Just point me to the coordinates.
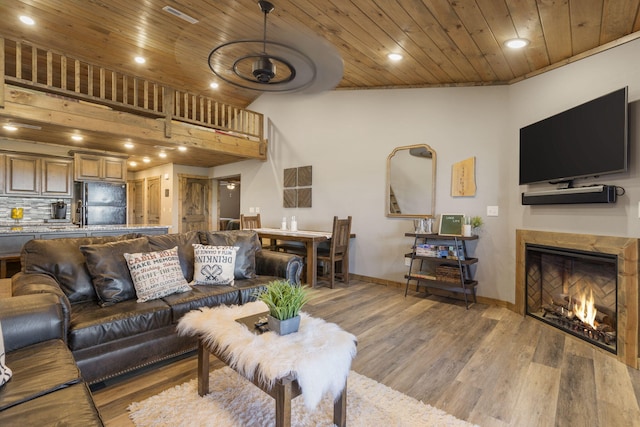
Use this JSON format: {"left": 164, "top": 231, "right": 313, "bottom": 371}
{"left": 124, "top": 246, "right": 191, "bottom": 302}
{"left": 192, "top": 244, "right": 238, "bottom": 286}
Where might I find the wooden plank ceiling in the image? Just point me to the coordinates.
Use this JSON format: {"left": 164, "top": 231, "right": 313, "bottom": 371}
{"left": 1, "top": 0, "right": 640, "bottom": 169}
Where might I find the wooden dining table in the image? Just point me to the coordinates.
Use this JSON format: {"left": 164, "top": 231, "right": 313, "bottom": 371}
{"left": 253, "top": 228, "right": 332, "bottom": 287}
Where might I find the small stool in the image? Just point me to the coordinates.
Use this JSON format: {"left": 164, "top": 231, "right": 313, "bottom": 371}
{"left": 0, "top": 254, "right": 21, "bottom": 279}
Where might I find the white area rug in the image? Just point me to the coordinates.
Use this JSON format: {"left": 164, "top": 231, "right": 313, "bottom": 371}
{"left": 128, "top": 366, "right": 478, "bottom": 427}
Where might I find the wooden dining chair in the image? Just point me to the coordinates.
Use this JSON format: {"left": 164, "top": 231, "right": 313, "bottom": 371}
{"left": 317, "top": 216, "right": 352, "bottom": 288}
{"left": 239, "top": 213, "right": 261, "bottom": 229}
{"left": 240, "top": 214, "right": 273, "bottom": 248}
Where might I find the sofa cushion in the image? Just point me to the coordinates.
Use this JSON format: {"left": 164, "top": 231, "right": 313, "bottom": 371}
{"left": 193, "top": 244, "right": 237, "bottom": 286}
{"left": 124, "top": 246, "right": 191, "bottom": 302}
{"left": 68, "top": 299, "right": 172, "bottom": 351}
{"left": 147, "top": 231, "right": 201, "bottom": 282}
{"left": 0, "top": 321, "right": 11, "bottom": 388}
{"left": 203, "top": 230, "right": 261, "bottom": 279}
{"left": 162, "top": 285, "right": 241, "bottom": 323}
{"left": 0, "top": 339, "right": 81, "bottom": 411}
{"left": 81, "top": 237, "right": 150, "bottom": 307}
{"left": 20, "top": 234, "right": 140, "bottom": 303}
{"left": 0, "top": 382, "right": 103, "bottom": 426}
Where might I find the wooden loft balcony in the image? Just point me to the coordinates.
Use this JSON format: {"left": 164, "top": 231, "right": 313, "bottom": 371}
{"left": 0, "top": 37, "right": 267, "bottom": 170}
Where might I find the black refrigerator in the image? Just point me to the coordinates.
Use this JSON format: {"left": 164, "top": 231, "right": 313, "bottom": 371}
{"left": 74, "top": 181, "right": 127, "bottom": 225}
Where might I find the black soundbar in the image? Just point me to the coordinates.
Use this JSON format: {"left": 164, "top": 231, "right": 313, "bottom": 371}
{"left": 521, "top": 185, "right": 617, "bottom": 205}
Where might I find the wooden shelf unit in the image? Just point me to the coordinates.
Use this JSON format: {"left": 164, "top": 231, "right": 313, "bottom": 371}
{"left": 404, "top": 233, "right": 478, "bottom": 309}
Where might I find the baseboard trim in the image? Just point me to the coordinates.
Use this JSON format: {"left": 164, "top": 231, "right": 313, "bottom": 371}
{"left": 351, "top": 273, "right": 516, "bottom": 312}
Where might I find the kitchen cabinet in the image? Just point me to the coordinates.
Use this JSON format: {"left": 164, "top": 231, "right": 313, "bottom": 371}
{"left": 0, "top": 153, "right": 4, "bottom": 194}
{"left": 42, "top": 158, "right": 73, "bottom": 197}
{"left": 74, "top": 153, "right": 127, "bottom": 182}
{"left": 6, "top": 153, "right": 40, "bottom": 195}
{"left": 4, "top": 153, "right": 73, "bottom": 197}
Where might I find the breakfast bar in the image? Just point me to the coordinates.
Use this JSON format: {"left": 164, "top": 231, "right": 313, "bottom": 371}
{"left": 0, "top": 225, "right": 169, "bottom": 278}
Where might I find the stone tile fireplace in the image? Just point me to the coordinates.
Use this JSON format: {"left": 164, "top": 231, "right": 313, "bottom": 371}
{"left": 516, "top": 230, "right": 639, "bottom": 368}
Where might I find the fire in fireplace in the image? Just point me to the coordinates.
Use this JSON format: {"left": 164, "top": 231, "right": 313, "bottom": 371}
{"left": 525, "top": 244, "right": 617, "bottom": 353}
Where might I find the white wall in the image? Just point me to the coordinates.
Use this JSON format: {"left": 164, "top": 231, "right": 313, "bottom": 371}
{"left": 505, "top": 39, "right": 640, "bottom": 302}
{"left": 214, "top": 38, "right": 640, "bottom": 304}
{"left": 213, "top": 86, "right": 510, "bottom": 300}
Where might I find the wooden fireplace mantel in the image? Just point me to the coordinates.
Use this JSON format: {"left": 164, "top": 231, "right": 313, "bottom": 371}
{"left": 516, "top": 229, "right": 639, "bottom": 369}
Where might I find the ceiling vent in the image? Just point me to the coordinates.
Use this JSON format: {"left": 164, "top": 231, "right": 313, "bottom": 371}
{"left": 162, "top": 6, "right": 199, "bottom": 24}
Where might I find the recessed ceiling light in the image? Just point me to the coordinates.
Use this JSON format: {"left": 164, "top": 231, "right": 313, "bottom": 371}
{"left": 210, "top": 82, "right": 219, "bottom": 89}
{"left": 3, "top": 125, "right": 18, "bottom": 131}
{"left": 134, "top": 56, "right": 146, "bottom": 64}
{"left": 124, "top": 142, "right": 135, "bottom": 149}
{"left": 143, "top": 157, "right": 151, "bottom": 163}
{"left": 505, "top": 38, "right": 529, "bottom": 49}
{"left": 159, "top": 151, "right": 167, "bottom": 158}
{"left": 71, "top": 135, "right": 83, "bottom": 141}
{"left": 178, "top": 146, "right": 187, "bottom": 152}
{"left": 19, "top": 16, "right": 35, "bottom": 26}
{"left": 388, "top": 53, "right": 403, "bottom": 61}
{"left": 129, "top": 161, "right": 137, "bottom": 167}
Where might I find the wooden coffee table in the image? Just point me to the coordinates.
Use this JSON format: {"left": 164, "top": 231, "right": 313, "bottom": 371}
{"left": 196, "top": 312, "right": 348, "bottom": 427}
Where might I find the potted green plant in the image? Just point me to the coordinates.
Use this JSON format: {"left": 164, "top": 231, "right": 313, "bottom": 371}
{"left": 470, "top": 216, "right": 483, "bottom": 234}
{"left": 254, "top": 280, "right": 311, "bottom": 335}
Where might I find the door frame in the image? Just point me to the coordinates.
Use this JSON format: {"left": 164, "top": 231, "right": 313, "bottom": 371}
{"left": 216, "top": 174, "right": 241, "bottom": 230}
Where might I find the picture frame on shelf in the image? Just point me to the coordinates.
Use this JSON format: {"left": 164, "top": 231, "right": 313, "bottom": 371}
{"left": 438, "top": 213, "right": 464, "bottom": 236}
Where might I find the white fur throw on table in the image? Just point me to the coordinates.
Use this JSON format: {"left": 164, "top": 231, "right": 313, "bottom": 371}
{"left": 177, "top": 301, "right": 357, "bottom": 410}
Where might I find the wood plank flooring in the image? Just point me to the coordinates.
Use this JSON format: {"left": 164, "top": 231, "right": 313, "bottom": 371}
{"left": 87, "top": 280, "right": 640, "bottom": 426}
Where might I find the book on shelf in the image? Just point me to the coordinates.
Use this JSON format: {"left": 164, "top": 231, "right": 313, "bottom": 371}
{"left": 415, "top": 243, "right": 465, "bottom": 260}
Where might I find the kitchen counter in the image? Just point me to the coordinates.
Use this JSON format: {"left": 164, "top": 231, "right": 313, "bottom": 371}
{"left": 0, "top": 225, "right": 170, "bottom": 256}
{"left": 0, "top": 224, "right": 170, "bottom": 234}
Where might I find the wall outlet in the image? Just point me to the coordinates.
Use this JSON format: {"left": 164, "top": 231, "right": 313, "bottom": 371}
{"left": 487, "top": 205, "right": 499, "bottom": 217}
{"left": 255, "top": 207, "right": 260, "bottom": 213}
{"left": 404, "top": 257, "right": 411, "bottom": 266}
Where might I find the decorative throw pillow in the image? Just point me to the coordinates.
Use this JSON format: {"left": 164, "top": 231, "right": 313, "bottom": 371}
{"left": 203, "top": 230, "right": 260, "bottom": 279}
{"left": 0, "top": 321, "right": 12, "bottom": 387}
{"left": 124, "top": 246, "right": 192, "bottom": 302}
{"left": 80, "top": 237, "right": 150, "bottom": 307}
{"left": 192, "top": 244, "right": 238, "bottom": 286}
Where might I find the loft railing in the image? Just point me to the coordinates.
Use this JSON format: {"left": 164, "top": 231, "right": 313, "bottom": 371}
{"left": 0, "top": 37, "right": 263, "bottom": 141}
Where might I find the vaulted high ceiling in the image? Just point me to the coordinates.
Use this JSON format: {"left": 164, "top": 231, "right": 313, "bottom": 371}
{"left": 1, "top": 1, "right": 640, "bottom": 168}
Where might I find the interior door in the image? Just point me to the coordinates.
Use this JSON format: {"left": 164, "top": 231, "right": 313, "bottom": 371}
{"left": 128, "top": 179, "right": 145, "bottom": 224}
{"left": 179, "top": 175, "right": 211, "bottom": 232}
{"left": 146, "top": 176, "right": 161, "bottom": 224}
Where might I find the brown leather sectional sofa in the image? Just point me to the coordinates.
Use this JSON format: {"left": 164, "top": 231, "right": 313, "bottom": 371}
{"left": 0, "top": 294, "right": 104, "bottom": 425}
{"left": 7, "top": 229, "right": 302, "bottom": 399}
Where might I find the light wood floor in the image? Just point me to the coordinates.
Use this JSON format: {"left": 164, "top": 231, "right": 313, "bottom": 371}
{"left": 43, "top": 279, "right": 640, "bottom": 426}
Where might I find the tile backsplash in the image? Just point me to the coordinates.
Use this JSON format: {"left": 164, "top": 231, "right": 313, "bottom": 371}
{"left": 0, "top": 196, "right": 71, "bottom": 224}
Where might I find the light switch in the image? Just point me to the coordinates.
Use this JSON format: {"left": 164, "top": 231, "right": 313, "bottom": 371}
{"left": 255, "top": 207, "right": 260, "bottom": 213}
{"left": 249, "top": 207, "right": 255, "bottom": 213}
{"left": 487, "top": 206, "right": 499, "bottom": 217}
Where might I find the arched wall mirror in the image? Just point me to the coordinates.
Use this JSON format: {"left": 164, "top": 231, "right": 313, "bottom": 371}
{"left": 386, "top": 144, "right": 436, "bottom": 218}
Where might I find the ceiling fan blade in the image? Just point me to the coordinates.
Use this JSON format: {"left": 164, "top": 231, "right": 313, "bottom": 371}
{"left": 268, "top": 22, "right": 343, "bottom": 94}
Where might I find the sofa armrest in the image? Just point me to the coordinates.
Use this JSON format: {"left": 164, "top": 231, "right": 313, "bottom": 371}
{"left": 11, "top": 272, "right": 71, "bottom": 342}
{"left": 0, "top": 293, "right": 64, "bottom": 353}
{"left": 255, "top": 250, "right": 303, "bottom": 285}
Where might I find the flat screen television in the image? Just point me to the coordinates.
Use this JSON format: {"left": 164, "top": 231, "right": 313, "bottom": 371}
{"left": 519, "top": 87, "right": 628, "bottom": 186}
